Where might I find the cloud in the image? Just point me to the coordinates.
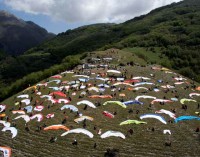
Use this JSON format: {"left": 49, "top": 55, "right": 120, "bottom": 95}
{"left": 3, "top": 0, "right": 183, "bottom": 23}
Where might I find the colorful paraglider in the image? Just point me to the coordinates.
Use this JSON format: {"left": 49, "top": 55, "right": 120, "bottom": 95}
{"left": 74, "top": 116, "right": 94, "bottom": 123}
{"left": 123, "top": 100, "right": 143, "bottom": 105}
{"left": 103, "top": 101, "right": 126, "bottom": 108}
{"left": 0, "top": 146, "right": 12, "bottom": 157}
{"left": 49, "top": 91, "right": 66, "bottom": 97}
{"left": 180, "top": 99, "right": 197, "bottom": 104}
{"left": 155, "top": 109, "right": 176, "bottom": 119}
{"left": 44, "top": 125, "right": 69, "bottom": 131}
{"left": 89, "top": 95, "right": 113, "bottom": 99}
{"left": 34, "top": 106, "right": 44, "bottom": 112}
{"left": 30, "top": 114, "right": 43, "bottom": 122}
{"left": 175, "top": 116, "right": 200, "bottom": 123}
{"left": 120, "top": 120, "right": 147, "bottom": 125}
{"left": 12, "top": 110, "right": 25, "bottom": 115}
{"left": 46, "top": 113, "right": 55, "bottom": 119}
{"left": 102, "top": 111, "right": 114, "bottom": 118}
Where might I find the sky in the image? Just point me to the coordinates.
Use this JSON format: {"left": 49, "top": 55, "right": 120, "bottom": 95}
{"left": 0, "top": 0, "right": 182, "bottom": 34}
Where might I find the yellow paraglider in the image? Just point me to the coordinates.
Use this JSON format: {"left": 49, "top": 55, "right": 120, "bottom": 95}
{"left": 180, "top": 98, "right": 197, "bottom": 104}
{"left": 103, "top": 101, "right": 127, "bottom": 108}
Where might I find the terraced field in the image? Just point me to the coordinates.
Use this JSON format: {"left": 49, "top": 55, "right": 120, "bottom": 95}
{"left": 0, "top": 49, "right": 200, "bottom": 157}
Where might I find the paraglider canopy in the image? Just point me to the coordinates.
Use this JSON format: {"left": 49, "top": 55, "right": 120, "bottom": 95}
{"left": 107, "top": 70, "right": 121, "bottom": 74}
{"left": 140, "top": 114, "right": 167, "bottom": 124}
{"left": 175, "top": 116, "right": 200, "bottom": 123}
{"left": 0, "top": 105, "right": 6, "bottom": 113}
{"left": 100, "top": 131, "right": 125, "bottom": 139}
{"left": 102, "top": 111, "right": 114, "bottom": 118}
{"left": 103, "top": 101, "right": 127, "bottom": 108}
{"left": 61, "top": 128, "right": 94, "bottom": 138}
{"left": 44, "top": 125, "right": 69, "bottom": 131}
{"left": 120, "top": 120, "right": 147, "bottom": 125}
{"left": 61, "top": 105, "right": 78, "bottom": 112}
{"left": 0, "top": 146, "right": 12, "bottom": 157}
{"left": 2, "top": 127, "right": 18, "bottom": 138}
{"left": 77, "top": 100, "right": 96, "bottom": 108}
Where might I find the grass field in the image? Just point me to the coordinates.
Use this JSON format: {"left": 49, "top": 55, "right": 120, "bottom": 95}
{"left": 0, "top": 49, "right": 200, "bottom": 157}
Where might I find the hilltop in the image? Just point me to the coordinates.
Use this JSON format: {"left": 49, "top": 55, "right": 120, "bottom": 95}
{"left": 0, "top": 49, "right": 200, "bottom": 156}
{"left": 0, "top": 0, "right": 200, "bottom": 100}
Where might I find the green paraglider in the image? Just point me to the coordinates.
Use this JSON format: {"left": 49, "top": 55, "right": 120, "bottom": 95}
{"left": 120, "top": 120, "right": 147, "bottom": 125}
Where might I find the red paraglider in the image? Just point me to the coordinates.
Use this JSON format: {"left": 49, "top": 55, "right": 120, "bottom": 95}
{"left": 102, "top": 111, "right": 114, "bottom": 118}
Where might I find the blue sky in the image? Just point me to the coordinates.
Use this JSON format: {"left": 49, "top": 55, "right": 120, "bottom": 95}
{"left": 0, "top": 0, "right": 79, "bottom": 34}
{"left": 0, "top": 0, "right": 182, "bottom": 34}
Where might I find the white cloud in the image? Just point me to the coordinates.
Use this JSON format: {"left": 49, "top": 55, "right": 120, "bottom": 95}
{"left": 3, "top": 0, "right": 183, "bottom": 23}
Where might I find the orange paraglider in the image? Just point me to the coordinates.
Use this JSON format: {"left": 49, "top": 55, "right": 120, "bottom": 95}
{"left": 0, "top": 114, "right": 6, "bottom": 118}
{"left": 0, "top": 146, "right": 12, "bottom": 157}
{"left": 44, "top": 125, "right": 69, "bottom": 131}
{"left": 196, "top": 86, "right": 200, "bottom": 91}
{"left": 89, "top": 95, "right": 113, "bottom": 99}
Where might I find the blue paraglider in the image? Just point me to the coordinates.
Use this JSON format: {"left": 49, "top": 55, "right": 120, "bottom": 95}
{"left": 175, "top": 116, "right": 200, "bottom": 123}
{"left": 123, "top": 100, "right": 144, "bottom": 105}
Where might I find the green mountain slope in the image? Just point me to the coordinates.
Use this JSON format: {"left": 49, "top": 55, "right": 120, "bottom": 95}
{"left": 114, "top": 0, "right": 200, "bottom": 79}
{"left": 0, "top": 0, "right": 200, "bottom": 101}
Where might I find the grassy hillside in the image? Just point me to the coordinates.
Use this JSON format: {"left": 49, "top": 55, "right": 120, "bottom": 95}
{"left": 0, "top": 0, "right": 200, "bottom": 100}
{"left": 1, "top": 49, "right": 200, "bottom": 157}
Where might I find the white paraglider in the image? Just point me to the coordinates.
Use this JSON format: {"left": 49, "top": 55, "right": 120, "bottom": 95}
{"left": 61, "top": 128, "right": 94, "bottom": 138}
{"left": 77, "top": 100, "right": 96, "bottom": 108}
{"left": 140, "top": 114, "right": 167, "bottom": 124}
{"left": 135, "top": 95, "right": 156, "bottom": 101}
{"left": 163, "top": 129, "right": 171, "bottom": 135}
{"left": 0, "top": 121, "right": 11, "bottom": 127}
{"left": 14, "top": 115, "right": 30, "bottom": 123}
{"left": 155, "top": 109, "right": 176, "bottom": 119}
{"left": 2, "top": 127, "right": 18, "bottom": 138}
{"left": 0, "top": 105, "right": 6, "bottom": 113}
{"left": 100, "top": 131, "right": 125, "bottom": 139}
{"left": 30, "top": 114, "right": 43, "bottom": 122}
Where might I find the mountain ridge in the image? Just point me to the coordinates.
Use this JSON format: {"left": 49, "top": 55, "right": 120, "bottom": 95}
{"left": 0, "top": 10, "right": 55, "bottom": 56}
